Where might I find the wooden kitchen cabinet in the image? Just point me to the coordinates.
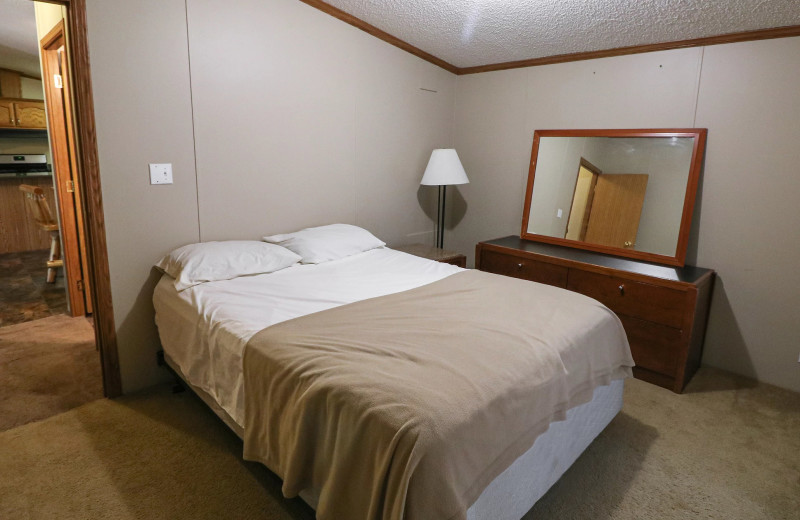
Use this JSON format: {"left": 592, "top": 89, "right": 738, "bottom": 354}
{"left": 0, "top": 99, "right": 14, "bottom": 128}
{"left": 0, "top": 99, "right": 47, "bottom": 129}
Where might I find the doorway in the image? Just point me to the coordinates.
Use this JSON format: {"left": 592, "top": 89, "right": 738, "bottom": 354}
{"left": 0, "top": 0, "right": 120, "bottom": 428}
{"left": 0, "top": 4, "right": 72, "bottom": 325}
{"left": 1, "top": 5, "right": 89, "bottom": 322}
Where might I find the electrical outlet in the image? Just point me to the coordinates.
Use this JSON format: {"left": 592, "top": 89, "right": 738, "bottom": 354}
{"left": 149, "top": 163, "right": 173, "bottom": 185}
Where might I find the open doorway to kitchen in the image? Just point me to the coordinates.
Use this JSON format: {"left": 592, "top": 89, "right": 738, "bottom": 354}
{"left": 0, "top": 2, "right": 89, "bottom": 325}
{"left": 0, "top": 0, "right": 119, "bottom": 430}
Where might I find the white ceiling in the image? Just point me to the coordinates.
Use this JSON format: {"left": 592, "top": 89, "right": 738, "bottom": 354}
{"left": 0, "top": 0, "right": 38, "bottom": 57}
{"left": 323, "top": 0, "right": 800, "bottom": 68}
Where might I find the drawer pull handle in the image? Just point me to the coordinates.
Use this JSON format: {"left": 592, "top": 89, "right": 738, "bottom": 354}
{"left": 618, "top": 284, "right": 625, "bottom": 295}
{"left": 517, "top": 263, "right": 524, "bottom": 269}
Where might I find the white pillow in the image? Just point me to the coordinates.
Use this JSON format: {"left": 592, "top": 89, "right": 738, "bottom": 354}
{"left": 155, "top": 240, "right": 301, "bottom": 291}
{"left": 262, "top": 224, "right": 385, "bottom": 264}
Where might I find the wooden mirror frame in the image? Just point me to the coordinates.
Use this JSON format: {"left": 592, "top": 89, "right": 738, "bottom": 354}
{"left": 520, "top": 128, "right": 707, "bottom": 267}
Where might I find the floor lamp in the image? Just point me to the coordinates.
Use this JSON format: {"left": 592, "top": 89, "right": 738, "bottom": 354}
{"left": 420, "top": 149, "right": 469, "bottom": 249}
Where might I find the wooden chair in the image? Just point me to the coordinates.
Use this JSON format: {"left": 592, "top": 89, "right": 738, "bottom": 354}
{"left": 19, "top": 184, "right": 63, "bottom": 283}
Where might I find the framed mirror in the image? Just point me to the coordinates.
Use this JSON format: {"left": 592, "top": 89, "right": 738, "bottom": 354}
{"left": 521, "top": 129, "right": 707, "bottom": 266}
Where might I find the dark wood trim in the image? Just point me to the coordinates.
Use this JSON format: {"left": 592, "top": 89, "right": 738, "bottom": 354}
{"left": 520, "top": 129, "right": 707, "bottom": 267}
{"left": 296, "top": 0, "right": 459, "bottom": 74}
{"left": 458, "top": 24, "right": 800, "bottom": 75}
{"left": 44, "top": 0, "right": 122, "bottom": 397}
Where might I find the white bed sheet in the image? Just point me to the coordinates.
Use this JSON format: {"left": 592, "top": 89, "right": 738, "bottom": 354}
{"left": 153, "top": 247, "right": 463, "bottom": 425}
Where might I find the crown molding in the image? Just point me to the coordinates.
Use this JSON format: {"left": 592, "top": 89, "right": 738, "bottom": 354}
{"left": 298, "top": 2, "right": 800, "bottom": 77}
{"left": 457, "top": 25, "right": 800, "bottom": 75}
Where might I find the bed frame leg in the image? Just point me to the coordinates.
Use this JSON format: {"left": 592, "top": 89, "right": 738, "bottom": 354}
{"left": 157, "top": 350, "right": 187, "bottom": 394}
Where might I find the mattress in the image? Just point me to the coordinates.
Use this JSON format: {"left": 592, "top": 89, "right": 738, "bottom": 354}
{"left": 153, "top": 247, "right": 463, "bottom": 425}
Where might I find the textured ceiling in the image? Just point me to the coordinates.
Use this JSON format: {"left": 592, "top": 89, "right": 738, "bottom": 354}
{"left": 0, "top": 0, "right": 38, "bottom": 57}
{"left": 323, "top": 0, "right": 800, "bottom": 68}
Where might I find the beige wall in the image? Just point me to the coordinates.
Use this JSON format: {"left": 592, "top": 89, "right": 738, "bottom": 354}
{"left": 187, "top": 0, "right": 452, "bottom": 244}
{"left": 452, "top": 39, "right": 800, "bottom": 392}
{"left": 34, "top": 2, "right": 65, "bottom": 39}
{"left": 86, "top": 0, "right": 454, "bottom": 391}
{"left": 87, "top": 0, "right": 202, "bottom": 392}
{"left": 19, "top": 76, "right": 44, "bottom": 100}
{"left": 691, "top": 38, "right": 800, "bottom": 391}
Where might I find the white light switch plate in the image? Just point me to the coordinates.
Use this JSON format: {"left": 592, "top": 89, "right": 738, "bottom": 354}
{"left": 149, "top": 163, "right": 173, "bottom": 185}
{"left": 557, "top": 208, "right": 563, "bottom": 218}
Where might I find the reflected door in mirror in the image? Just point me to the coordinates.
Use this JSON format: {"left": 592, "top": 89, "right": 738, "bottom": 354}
{"left": 521, "top": 129, "right": 707, "bottom": 266}
{"left": 565, "top": 160, "right": 599, "bottom": 241}
{"left": 583, "top": 173, "right": 648, "bottom": 249}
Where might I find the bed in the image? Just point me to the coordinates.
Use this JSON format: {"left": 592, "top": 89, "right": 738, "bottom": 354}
{"left": 153, "top": 230, "right": 633, "bottom": 520}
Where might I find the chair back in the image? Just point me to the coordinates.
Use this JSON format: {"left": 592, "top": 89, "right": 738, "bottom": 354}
{"left": 19, "top": 184, "right": 58, "bottom": 230}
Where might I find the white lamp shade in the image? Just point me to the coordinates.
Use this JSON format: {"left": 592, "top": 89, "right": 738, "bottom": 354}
{"left": 420, "top": 149, "right": 469, "bottom": 186}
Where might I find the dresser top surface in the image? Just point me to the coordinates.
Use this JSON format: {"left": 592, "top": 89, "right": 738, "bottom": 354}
{"left": 481, "top": 236, "right": 713, "bottom": 284}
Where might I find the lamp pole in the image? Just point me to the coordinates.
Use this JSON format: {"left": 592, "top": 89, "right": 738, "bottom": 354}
{"left": 437, "top": 185, "right": 446, "bottom": 249}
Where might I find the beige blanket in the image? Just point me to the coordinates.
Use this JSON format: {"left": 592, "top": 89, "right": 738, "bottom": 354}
{"left": 243, "top": 270, "right": 632, "bottom": 520}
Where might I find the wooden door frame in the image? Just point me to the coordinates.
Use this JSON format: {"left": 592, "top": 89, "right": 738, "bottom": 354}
{"left": 40, "top": 20, "right": 86, "bottom": 317}
{"left": 32, "top": 0, "right": 121, "bottom": 397}
{"left": 564, "top": 157, "right": 601, "bottom": 242}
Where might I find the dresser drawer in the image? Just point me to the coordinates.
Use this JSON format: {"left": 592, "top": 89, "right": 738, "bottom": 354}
{"left": 618, "top": 315, "right": 683, "bottom": 376}
{"left": 567, "top": 269, "right": 686, "bottom": 328}
{"left": 480, "top": 249, "right": 568, "bottom": 288}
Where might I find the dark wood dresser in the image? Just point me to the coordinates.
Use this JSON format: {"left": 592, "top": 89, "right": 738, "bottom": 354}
{"left": 476, "top": 236, "right": 714, "bottom": 393}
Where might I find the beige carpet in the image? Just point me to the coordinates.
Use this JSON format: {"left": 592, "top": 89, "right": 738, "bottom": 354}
{"left": 0, "top": 314, "right": 103, "bottom": 431}
{"left": 0, "top": 367, "right": 797, "bottom": 520}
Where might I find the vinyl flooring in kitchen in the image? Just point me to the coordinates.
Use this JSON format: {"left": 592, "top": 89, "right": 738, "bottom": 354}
{"left": 0, "top": 249, "right": 67, "bottom": 327}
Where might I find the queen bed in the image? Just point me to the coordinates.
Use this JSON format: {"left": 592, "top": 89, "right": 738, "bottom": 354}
{"left": 153, "top": 225, "right": 633, "bottom": 520}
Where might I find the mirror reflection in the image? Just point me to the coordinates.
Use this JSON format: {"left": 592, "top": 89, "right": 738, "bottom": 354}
{"left": 526, "top": 135, "right": 695, "bottom": 257}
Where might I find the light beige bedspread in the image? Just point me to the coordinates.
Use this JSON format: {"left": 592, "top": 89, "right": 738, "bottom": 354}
{"left": 243, "top": 270, "right": 633, "bottom": 520}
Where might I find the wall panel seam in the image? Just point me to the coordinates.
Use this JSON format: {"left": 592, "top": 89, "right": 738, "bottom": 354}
{"left": 184, "top": 0, "right": 202, "bottom": 242}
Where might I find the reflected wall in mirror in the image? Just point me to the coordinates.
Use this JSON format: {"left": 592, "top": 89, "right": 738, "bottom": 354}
{"left": 521, "top": 129, "right": 707, "bottom": 266}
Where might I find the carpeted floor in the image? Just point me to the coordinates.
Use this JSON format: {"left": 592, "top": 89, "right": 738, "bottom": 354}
{"left": 0, "top": 368, "right": 797, "bottom": 520}
{"left": 0, "top": 314, "right": 103, "bottom": 432}
{"left": 0, "top": 249, "right": 68, "bottom": 328}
